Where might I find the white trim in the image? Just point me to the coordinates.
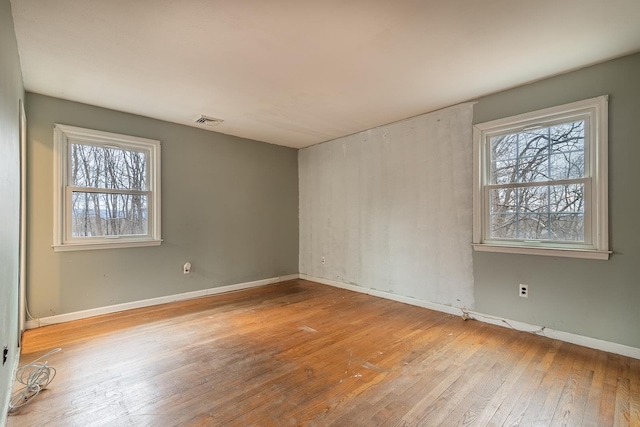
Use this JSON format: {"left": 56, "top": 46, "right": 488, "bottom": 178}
{"left": 472, "top": 95, "right": 609, "bottom": 259}
{"left": 299, "top": 274, "right": 461, "bottom": 315}
{"left": 25, "top": 274, "right": 300, "bottom": 329}
{"left": 24, "top": 272, "right": 638, "bottom": 359}
{"left": 19, "top": 99, "right": 27, "bottom": 341}
{"left": 471, "top": 243, "right": 611, "bottom": 260}
{"left": 594, "top": 96, "right": 609, "bottom": 254}
{"left": 300, "top": 274, "right": 640, "bottom": 360}
{"left": 52, "top": 124, "right": 162, "bottom": 251}
{"left": 51, "top": 239, "right": 163, "bottom": 252}
{"left": 472, "top": 124, "right": 483, "bottom": 245}
{"left": 463, "top": 309, "right": 640, "bottom": 360}
{"left": 2, "top": 351, "right": 21, "bottom": 426}
{"left": 475, "top": 96, "right": 608, "bottom": 133}
{"left": 278, "top": 274, "right": 301, "bottom": 282}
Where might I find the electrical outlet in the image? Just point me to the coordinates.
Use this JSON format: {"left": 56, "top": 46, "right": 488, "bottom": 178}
{"left": 519, "top": 284, "right": 529, "bottom": 298}
{"left": 321, "top": 257, "right": 326, "bottom": 265}
{"left": 183, "top": 262, "right": 192, "bottom": 274}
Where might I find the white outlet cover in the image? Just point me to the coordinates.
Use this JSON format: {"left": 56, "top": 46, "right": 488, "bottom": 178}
{"left": 519, "top": 284, "right": 528, "bottom": 297}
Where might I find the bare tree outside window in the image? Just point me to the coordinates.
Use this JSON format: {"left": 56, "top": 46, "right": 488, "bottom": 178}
{"left": 488, "top": 121, "right": 585, "bottom": 242}
{"left": 53, "top": 124, "right": 161, "bottom": 251}
{"left": 472, "top": 96, "right": 608, "bottom": 259}
{"left": 70, "top": 144, "right": 149, "bottom": 237}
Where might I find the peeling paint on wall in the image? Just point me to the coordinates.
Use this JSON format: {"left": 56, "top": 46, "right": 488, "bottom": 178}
{"left": 299, "top": 104, "right": 474, "bottom": 309}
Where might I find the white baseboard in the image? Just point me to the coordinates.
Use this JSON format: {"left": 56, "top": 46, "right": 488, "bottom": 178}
{"left": 1, "top": 350, "right": 20, "bottom": 425}
{"left": 462, "top": 309, "right": 640, "bottom": 360}
{"left": 25, "top": 274, "right": 300, "bottom": 330}
{"left": 299, "top": 274, "right": 462, "bottom": 316}
{"left": 300, "top": 274, "right": 640, "bottom": 360}
{"left": 24, "top": 272, "right": 639, "bottom": 360}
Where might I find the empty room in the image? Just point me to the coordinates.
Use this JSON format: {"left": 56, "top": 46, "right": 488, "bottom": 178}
{"left": 1, "top": 1, "right": 639, "bottom": 426}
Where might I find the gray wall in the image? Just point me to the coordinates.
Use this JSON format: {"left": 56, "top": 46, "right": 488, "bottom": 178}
{"left": 26, "top": 93, "right": 299, "bottom": 317}
{"left": 473, "top": 53, "right": 640, "bottom": 348}
{"left": 299, "top": 104, "right": 475, "bottom": 309}
{"left": 0, "top": 0, "right": 24, "bottom": 422}
{"left": 298, "top": 53, "right": 640, "bottom": 350}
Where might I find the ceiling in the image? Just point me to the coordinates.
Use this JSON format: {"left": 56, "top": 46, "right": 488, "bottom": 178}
{"left": 10, "top": 0, "right": 640, "bottom": 149}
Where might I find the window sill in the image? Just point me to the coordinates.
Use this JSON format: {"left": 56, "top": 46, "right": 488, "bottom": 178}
{"left": 53, "top": 239, "right": 162, "bottom": 252}
{"left": 472, "top": 243, "right": 611, "bottom": 260}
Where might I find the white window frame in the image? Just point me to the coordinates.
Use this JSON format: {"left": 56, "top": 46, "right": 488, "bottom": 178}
{"left": 472, "top": 96, "right": 610, "bottom": 260}
{"left": 53, "top": 124, "right": 162, "bottom": 251}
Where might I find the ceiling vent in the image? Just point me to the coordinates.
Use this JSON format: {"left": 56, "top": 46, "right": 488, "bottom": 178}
{"left": 194, "top": 115, "right": 224, "bottom": 126}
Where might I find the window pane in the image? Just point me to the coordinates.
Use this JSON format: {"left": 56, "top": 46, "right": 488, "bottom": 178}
{"left": 518, "top": 186, "right": 548, "bottom": 213}
{"left": 490, "top": 213, "right": 517, "bottom": 239}
{"left": 491, "top": 159, "right": 517, "bottom": 185}
{"left": 549, "top": 184, "right": 584, "bottom": 213}
{"left": 549, "top": 152, "right": 584, "bottom": 180}
{"left": 489, "top": 184, "right": 585, "bottom": 242}
{"left": 70, "top": 142, "right": 148, "bottom": 190}
{"left": 517, "top": 153, "right": 549, "bottom": 183}
{"left": 489, "top": 120, "right": 585, "bottom": 184}
{"left": 71, "top": 192, "right": 148, "bottom": 237}
{"left": 489, "top": 188, "right": 516, "bottom": 239}
{"left": 549, "top": 121, "right": 584, "bottom": 154}
{"left": 490, "top": 188, "right": 517, "bottom": 213}
{"left": 490, "top": 133, "right": 519, "bottom": 162}
{"left": 549, "top": 214, "right": 584, "bottom": 241}
{"left": 518, "top": 128, "right": 549, "bottom": 158}
{"left": 518, "top": 213, "right": 549, "bottom": 239}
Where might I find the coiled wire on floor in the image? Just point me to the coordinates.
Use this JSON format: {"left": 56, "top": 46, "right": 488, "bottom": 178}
{"left": 8, "top": 348, "right": 62, "bottom": 413}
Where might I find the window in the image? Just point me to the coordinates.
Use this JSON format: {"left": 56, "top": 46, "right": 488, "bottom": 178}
{"left": 53, "top": 124, "right": 161, "bottom": 251}
{"left": 472, "top": 96, "right": 609, "bottom": 260}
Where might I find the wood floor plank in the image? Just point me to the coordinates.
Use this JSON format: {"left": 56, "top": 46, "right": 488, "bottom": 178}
{"left": 398, "top": 326, "right": 513, "bottom": 426}
{"left": 582, "top": 349, "right": 610, "bottom": 426}
{"left": 562, "top": 346, "right": 599, "bottom": 426}
{"left": 630, "top": 357, "right": 640, "bottom": 426}
{"left": 485, "top": 339, "right": 559, "bottom": 425}
{"left": 469, "top": 334, "right": 550, "bottom": 426}
{"left": 549, "top": 344, "right": 593, "bottom": 425}
{"left": 513, "top": 342, "right": 573, "bottom": 425}
{"left": 599, "top": 353, "right": 623, "bottom": 426}
{"left": 7, "top": 279, "right": 639, "bottom": 426}
{"left": 439, "top": 342, "right": 523, "bottom": 426}
{"left": 613, "top": 355, "right": 632, "bottom": 426}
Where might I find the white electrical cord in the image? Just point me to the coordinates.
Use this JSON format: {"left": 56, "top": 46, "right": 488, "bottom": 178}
{"left": 8, "top": 348, "right": 62, "bottom": 413}
{"left": 460, "top": 308, "right": 546, "bottom": 335}
{"left": 25, "top": 299, "right": 44, "bottom": 327}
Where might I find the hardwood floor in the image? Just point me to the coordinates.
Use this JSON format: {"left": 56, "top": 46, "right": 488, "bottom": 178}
{"left": 8, "top": 280, "right": 639, "bottom": 426}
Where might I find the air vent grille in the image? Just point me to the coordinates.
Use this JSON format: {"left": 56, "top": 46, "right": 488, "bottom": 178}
{"left": 195, "top": 115, "right": 224, "bottom": 126}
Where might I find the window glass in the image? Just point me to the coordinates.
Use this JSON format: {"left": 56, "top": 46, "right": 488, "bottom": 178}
{"left": 53, "top": 125, "right": 161, "bottom": 251}
{"left": 472, "top": 96, "right": 609, "bottom": 259}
